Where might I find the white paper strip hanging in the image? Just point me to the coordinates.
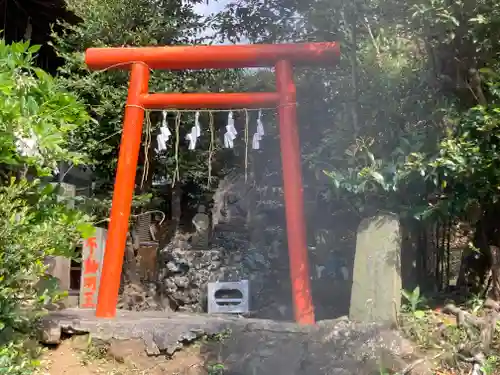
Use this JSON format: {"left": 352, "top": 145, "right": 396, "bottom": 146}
{"left": 156, "top": 110, "right": 171, "bottom": 153}
{"left": 186, "top": 111, "right": 201, "bottom": 150}
{"left": 252, "top": 110, "right": 265, "bottom": 150}
{"left": 186, "top": 128, "right": 197, "bottom": 150}
{"left": 252, "top": 133, "right": 261, "bottom": 150}
{"left": 226, "top": 111, "right": 237, "bottom": 135}
{"left": 224, "top": 132, "right": 231, "bottom": 148}
{"left": 224, "top": 130, "right": 236, "bottom": 149}
{"left": 224, "top": 111, "right": 238, "bottom": 149}
{"left": 256, "top": 110, "right": 265, "bottom": 137}
{"left": 194, "top": 111, "right": 201, "bottom": 137}
{"left": 157, "top": 134, "right": 167, "bottom": 151}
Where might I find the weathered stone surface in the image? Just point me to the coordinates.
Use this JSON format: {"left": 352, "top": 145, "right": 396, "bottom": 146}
{"left": 45, "top": 256, "right": 71, "bottom": 291}
{"left": 191, "top": 205, "right": 210, "bottom": 249}
{"left": 41, "top": 309, "right": 427, "bottom": 375}
{"left": 43, "top": 184, "right": 77, "bottom": 301}
{"left": 156, "top": 220, "right": 277, "bottom": 314}
{"left": 137, "top": 244, "right": 158, "bottom": 281}
{"left": 38, "top": 319, "right": 62, "bottom": 345}
{"left": 157, "top": 244, "right": 225, "bottom": 312}
{"left": 350, "top": 213, "right": 402, "bottom": 324}
{"left": 117, "top": 282, "right": 164, "bottom": 311}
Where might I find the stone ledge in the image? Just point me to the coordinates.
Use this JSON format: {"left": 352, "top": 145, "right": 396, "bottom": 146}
{"left": 39, "top": 309, "right": 430, "bottom": 375}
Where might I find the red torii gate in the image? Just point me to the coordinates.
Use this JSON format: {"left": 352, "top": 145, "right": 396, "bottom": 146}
{"left": 85, "top": 42, "right": 340, "bottom": 325}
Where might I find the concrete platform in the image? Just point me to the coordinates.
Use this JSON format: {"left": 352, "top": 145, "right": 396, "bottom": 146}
{"left": 40, "top": 309, "right": 427, "bottom": 375}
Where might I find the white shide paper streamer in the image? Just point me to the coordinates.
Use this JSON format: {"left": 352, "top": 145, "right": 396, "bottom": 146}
{"left": 156, "top": 110, "right": 171, "bottom": 153}
{"left": 186, "top": 111, "right": 201, "bottom": 150}
{"left": 252, "top": 110, "right": 265, "bottom": 150}
{"left": 224, "top": 111, "right": 238, "bottom": 148}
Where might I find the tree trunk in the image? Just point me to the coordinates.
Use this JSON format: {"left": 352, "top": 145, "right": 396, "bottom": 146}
{"left": 488, "top": 245, "right": 500, "bottom": 301}
{"left": 480, "top": 246, "right": 500, "bottom": 352}
{"left": 457, "top": 216, "right": 491, "bottom": 295}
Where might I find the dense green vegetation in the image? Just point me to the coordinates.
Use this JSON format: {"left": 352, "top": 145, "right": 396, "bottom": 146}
{"left": 0, "top": 40, "right": 93, "bottom": 373}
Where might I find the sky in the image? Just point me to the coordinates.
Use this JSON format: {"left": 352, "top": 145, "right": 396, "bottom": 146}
{"left": 193, "top": 0, "right": 245, "bottom": 44}
{"left": 193, "top": 0, "right": 229, "bottom": 17}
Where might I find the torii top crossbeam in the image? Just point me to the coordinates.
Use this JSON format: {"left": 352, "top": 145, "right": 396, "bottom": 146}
{"left": 85, "top": 42, "right": 339, "bottom": 70}
{"left": 85, "top": 42, "right": 339, "bottom": 325}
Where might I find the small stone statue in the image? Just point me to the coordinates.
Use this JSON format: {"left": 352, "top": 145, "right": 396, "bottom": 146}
{"left": 191, "top": 205, "right": 210, "bottom": 249}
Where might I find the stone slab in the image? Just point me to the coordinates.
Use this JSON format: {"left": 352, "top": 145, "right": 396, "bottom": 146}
{"left": 52, "top": 182, "right": 76, "bottom": 209}
{"left": 46, "top": 256, "right": 71, "bottom": 291}
{"left": 44, "top": 183, "right": 77, "bottom": 293}
{"left": 350, "top": 213, "right": 402, "bottom": 324}
{"left": 79, "top": 227, "right": 107, "bottom": 309}
{"left": 137, "top": 244, "right": 157, "bottom": 281}
{"left": 40, "top": 309, "right": 424, "bottom": 375}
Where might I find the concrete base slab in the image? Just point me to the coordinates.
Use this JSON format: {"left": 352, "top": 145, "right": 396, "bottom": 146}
{"left": 40, "top": 309, "right": 429, "bottom": 375}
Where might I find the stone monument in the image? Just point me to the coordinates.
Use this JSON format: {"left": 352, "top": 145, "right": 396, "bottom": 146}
{"left": 349, "top": 213, "right": 402, "bottom": 324}
{"left": 191, "top": 205, "right": 210, "bottom": 249}
{"left": 45, "top": 183, "right": 76, "bottom": 293}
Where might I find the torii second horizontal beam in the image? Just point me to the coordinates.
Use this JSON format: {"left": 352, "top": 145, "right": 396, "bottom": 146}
{"left": 138, "top": 92, "right": 279, "bottom": 109}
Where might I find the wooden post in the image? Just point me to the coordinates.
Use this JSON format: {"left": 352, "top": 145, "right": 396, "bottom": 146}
{"left": 95, "top": 63, "right": 149, "bottom": 317}
{"left": 276, "top": 60, "right": 315, "bottom": 324}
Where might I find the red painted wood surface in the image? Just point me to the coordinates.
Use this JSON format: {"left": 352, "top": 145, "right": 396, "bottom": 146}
{"left": 139, "top": 92, "right": 279, "bottom": 109}
{"left": 95, "top": 62, "right": 149, "bottom": 318}
{"left": 85, "top": 42, "right": 340, "bottom": 70}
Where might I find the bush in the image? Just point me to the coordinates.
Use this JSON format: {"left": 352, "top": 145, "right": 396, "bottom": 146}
{"left": 0, "top": 180, "right": 93, "bottom": 374}
{"left": 0, "top": 40, "right": 93, "bottom": 374}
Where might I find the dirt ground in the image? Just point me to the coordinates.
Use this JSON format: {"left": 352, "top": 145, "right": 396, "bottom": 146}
{"left": 34, "top": 330, "right": 498, "bottom": 375}
{"left": 35, "top": 335, "right": 220, "bottom": 375}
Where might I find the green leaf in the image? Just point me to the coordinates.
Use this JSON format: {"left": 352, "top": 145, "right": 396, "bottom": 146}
{"left": 401, "top": 289, "right": 411, "bottom": 302}
{"left": 479, "top": 67, "right": 494, "bottom": 75}
{"left": 28, "top": 45, "right": 42, "bottom": 54}
{"left": 77, "top": 223, "right": 96, "bottom": 239}
{"left": 33, "top": 68, "right": 49, "bottom": 81}
{"left": 413, "top": 286, "right": 420, "bottom": 299}
{"left": 413, "top": 310, "right": 425, "bottom": 319}
{"left": 41, "top": 183, "right": 56, "bottom": 196}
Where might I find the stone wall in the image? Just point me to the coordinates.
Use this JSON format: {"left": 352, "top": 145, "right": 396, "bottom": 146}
{"left": 156, "top": 222, "right": 280, "bottom": 314}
